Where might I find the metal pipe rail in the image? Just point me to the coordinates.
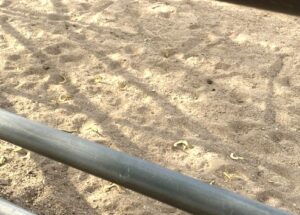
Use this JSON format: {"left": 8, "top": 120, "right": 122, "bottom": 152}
{"left": 216, "top": 0, "right": 300, "bottom": 16}
{"left": 0, "top": 109, "right": 291, "bottom": 215}
{"left": 0, "top": 198, "right": 35, "bottom": 215}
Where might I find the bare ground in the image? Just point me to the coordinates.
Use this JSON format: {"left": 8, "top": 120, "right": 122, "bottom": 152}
{"left": 0, "top": 0, "right": 299, "bottom": 214}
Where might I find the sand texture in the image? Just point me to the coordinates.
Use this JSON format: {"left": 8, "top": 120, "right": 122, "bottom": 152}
{"left": 0, "top": 0, "right": 299, "bottom": 214}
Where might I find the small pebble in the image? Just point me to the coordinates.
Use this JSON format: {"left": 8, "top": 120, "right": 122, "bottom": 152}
{"left": 206, "top": 79, "right": 213, "bottom": 84}
{"left": 0, "top": 179, "right": 10, "bottom": 186}
{"left": 0, "top": 156, "right": 7, "bottom": 166}
{"left": 42, "top": 65, "right": 50, "bottom": 70}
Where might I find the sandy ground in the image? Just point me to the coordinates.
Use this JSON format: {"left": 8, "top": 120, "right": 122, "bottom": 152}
{"left": 0, "top": 0, "right": 299, "bottom": 214}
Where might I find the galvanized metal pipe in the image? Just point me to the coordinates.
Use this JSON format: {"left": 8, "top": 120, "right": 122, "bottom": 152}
{"left": 0, "top": 198, "right": 35, "bottom": 215}
{"left": 216, "top": 0, "right": 300, "bottom": 16}
{"left": 0, "top": 109, "right": 291, "bottom": 215}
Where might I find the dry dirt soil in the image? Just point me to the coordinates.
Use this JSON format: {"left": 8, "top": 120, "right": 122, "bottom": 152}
{"left": 0, "top": 0, "right": 299, "bottom": 214}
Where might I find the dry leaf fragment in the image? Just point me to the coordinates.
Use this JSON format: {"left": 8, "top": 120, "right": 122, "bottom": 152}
{"left": 230, "top": 153, "right": 244, "bottom": 160}
{"left": 87, "top": 126, "right": 104, "bottom": 136}
{"left": 58, "top": 94, "right": 72, "bottom": 102}
{"left": 118, "top": 81, "right": 127, "bottom": 90}
{"left": 93, "top": 75, "right": 103, "bottom": 84}
{"left": 103, "top": 183, "right": 122, "bottom": 192}
{"left": 58, "top": 74, "right": 67, "bottom": 84}
{"left": 173, "top": 140, "right": 190, "bottom": 151}
{"left": 223, "top": 172, "right": 245, "bottom": 182}
{"left": 14, "top": 147, "right": 27, "bottom": 155}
